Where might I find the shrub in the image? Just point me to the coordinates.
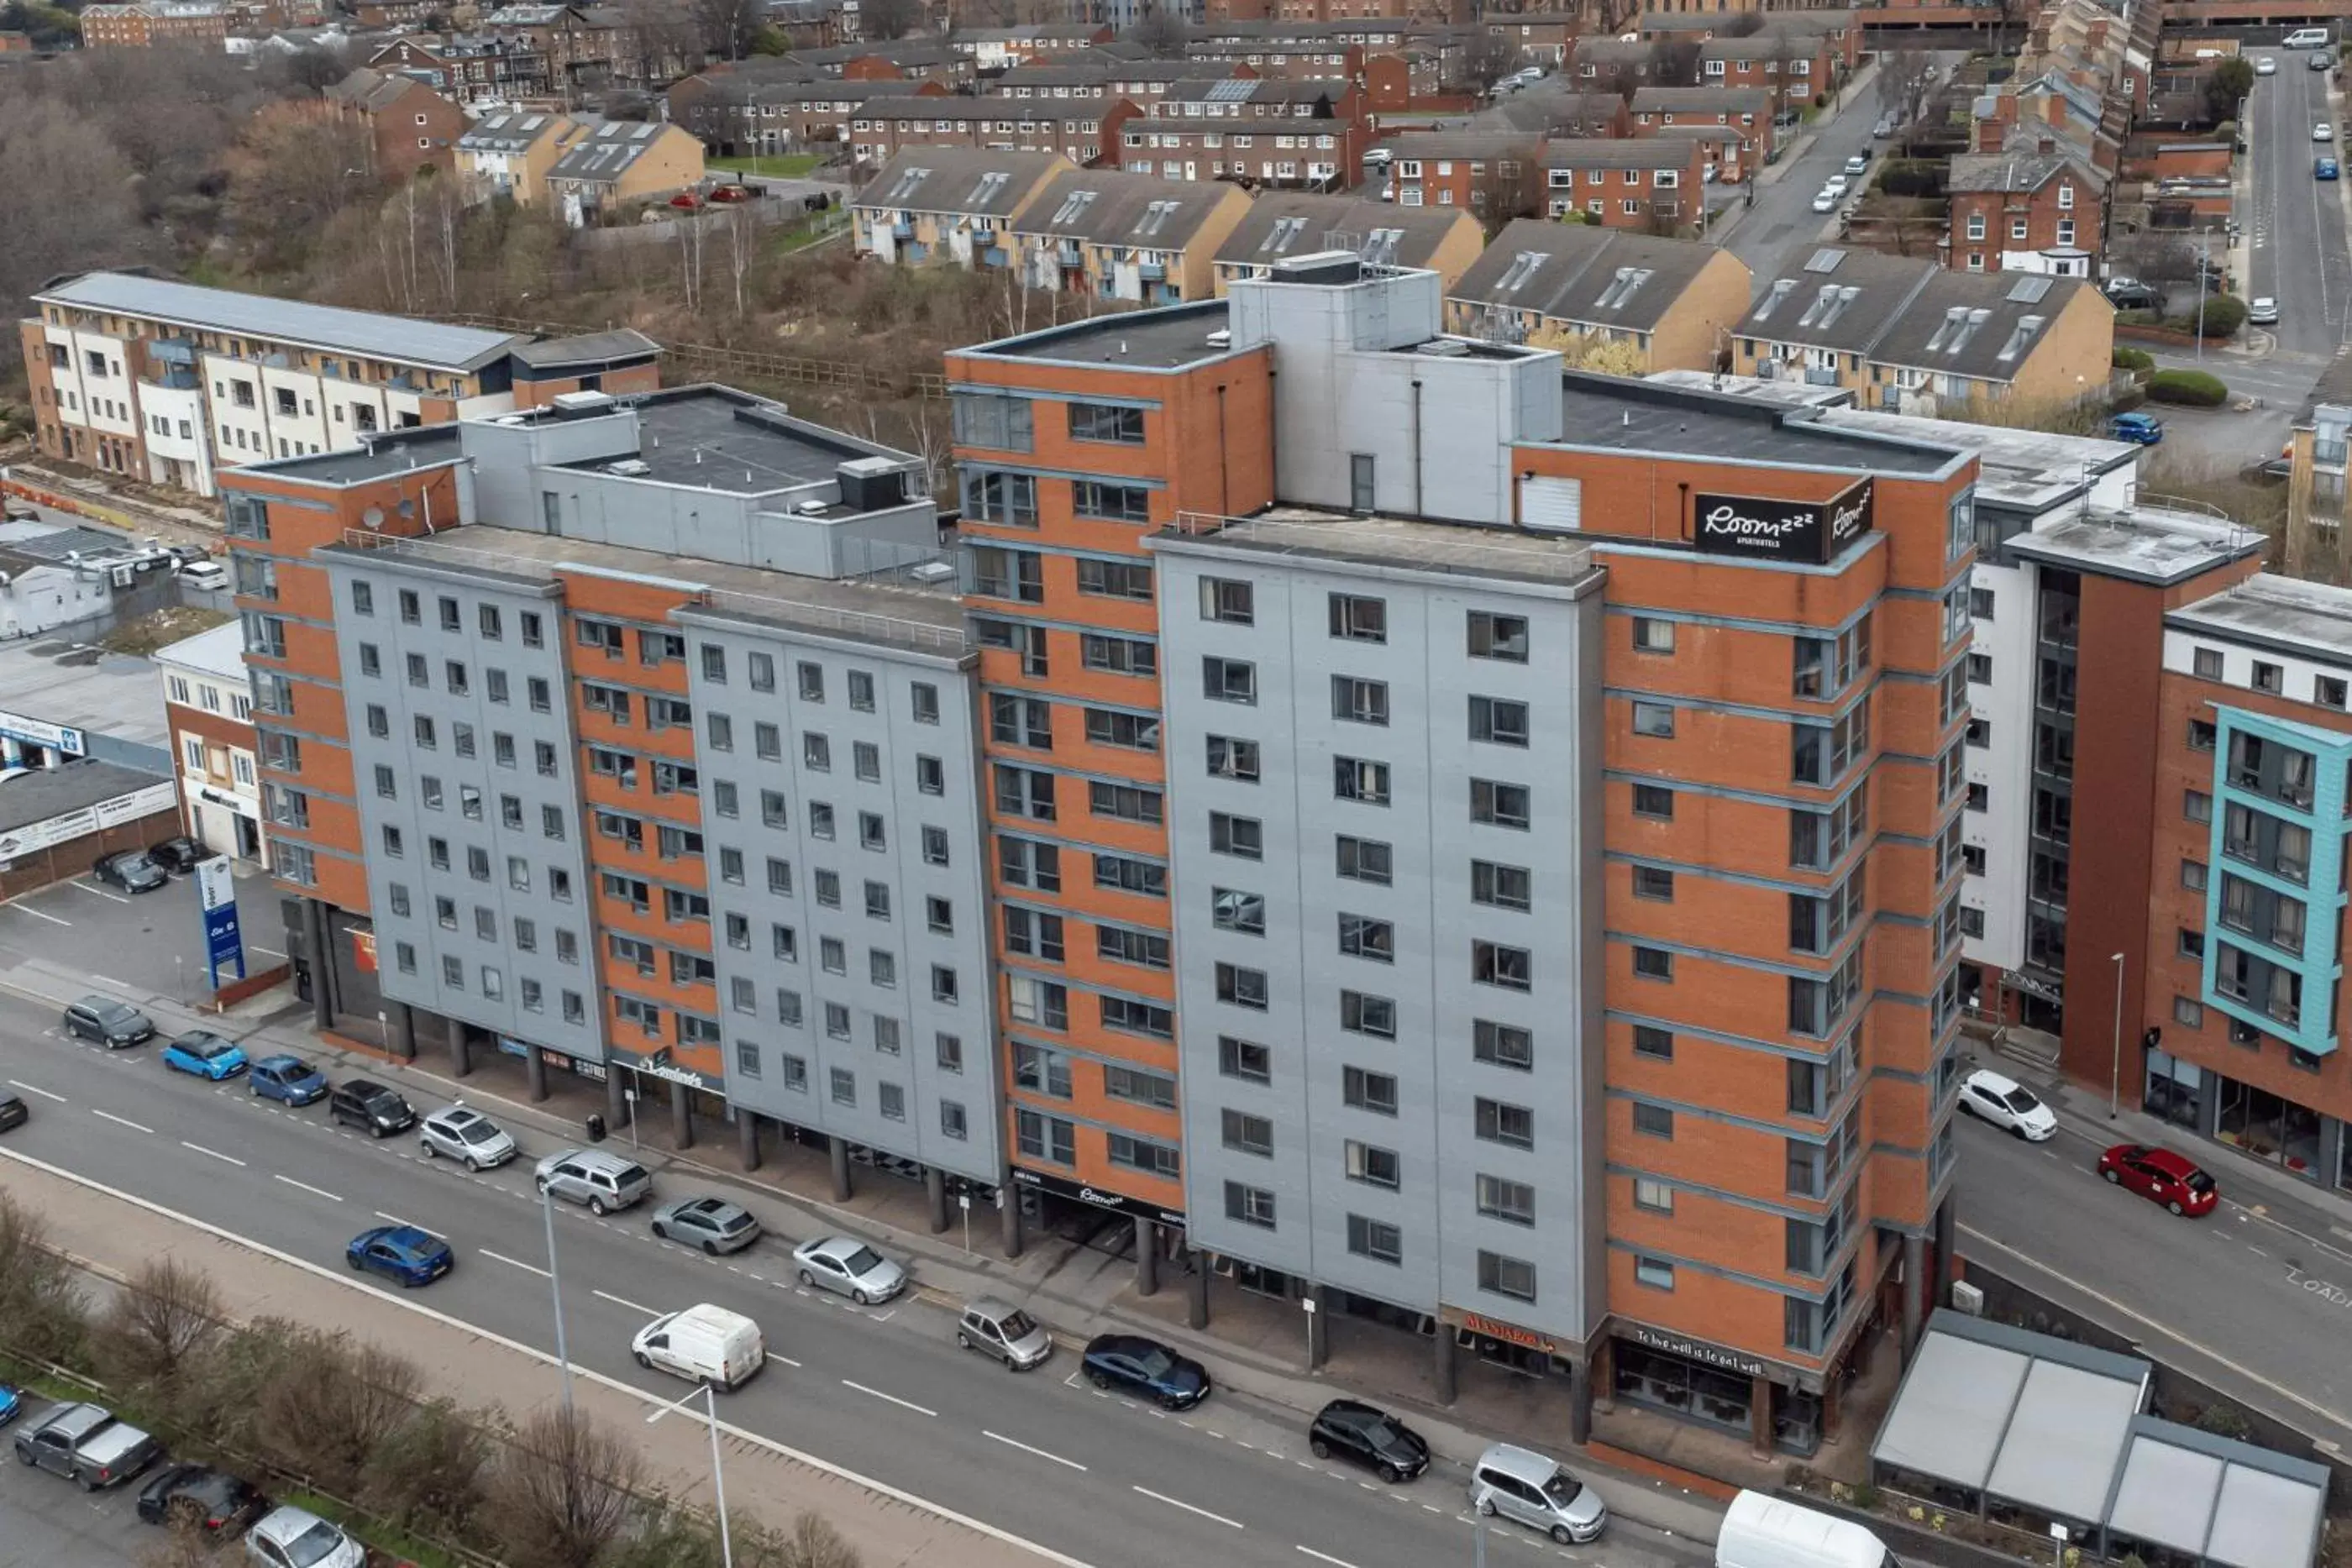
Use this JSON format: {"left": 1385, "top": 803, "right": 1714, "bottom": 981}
{"left": 2193, "top": 1403, "right": 2255, "bottom": 1440}
{"left": 2147, "top": 369, "right": 2229, "bottom": 406}
{"left": 2113, "top": 346, "right": 2155, "bottom": 372}
{"left": 2190, "top": 293, "right": 2247, "bottom": 337}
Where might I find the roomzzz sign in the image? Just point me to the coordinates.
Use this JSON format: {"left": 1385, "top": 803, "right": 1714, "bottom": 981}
{"left": 1691, "top": 477, "right": 1873, "bottom": 564}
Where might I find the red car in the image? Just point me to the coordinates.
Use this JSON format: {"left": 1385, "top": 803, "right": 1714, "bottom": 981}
{"left": 2097, "top": 1143, "right": 2218, "bottom": 1217}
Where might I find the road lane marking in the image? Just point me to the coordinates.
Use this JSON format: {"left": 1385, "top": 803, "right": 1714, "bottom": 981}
{"left": 92, "top": 1109, "right": 154, "bottom": 1134}
{"left": 72, "top": 884, "right": 131, "bottom": 905}
{"left": 1131, "top": 1487, "right": 1243, "bottom": 1530}
{"left": 273, "top": 1175, "right": 342, "bottom": 1202}
{"left": 840, "top": 1379, "right": 936, "bottom": 1418}
{"left": 1297, "top": 1550, "right": 1362, "bottom": 1568}
{"left": 983, "top": 1431, "right": 1088, "bottom": 1471}
{"left": 88, "top": 973, "right": 131, "bottom": 989}
{"left": 4, "top": 904, "right": 70, "bottom": 926}
{"left": 8, "top": 1078, "right": 66, "bottom": 1102}
{"left": 774, "top": 1354, "right": 803, "bottom": 1368}
{"left": 480, "top": 1248, "right": 553, "bottom": 1278}
{"left": 592, "top": 1288, "right": 655, "bottom": 1315}
{"left": 373, "top": 1211, "right": 417, "bottom": 1229}
{"left": 180, "top": 1141, "right": 246, "bottom": 1167}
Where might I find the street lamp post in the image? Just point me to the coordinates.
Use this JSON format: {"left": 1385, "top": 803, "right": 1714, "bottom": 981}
{"left": 646, "top": 1380, "right": 732, "bottom": 1568}
{"left": 2108, "top": 952, "right": 2127, "bottom": 1120}
{"left": 542, "top": 1181, "right": 575, "bottom": 1413}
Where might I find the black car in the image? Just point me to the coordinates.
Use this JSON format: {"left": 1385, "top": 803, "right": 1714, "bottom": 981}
{"left": 1079, "top": 1333, "right": 1210, "bottom": 1409}
{"left": 329, "top": 1078, "right": 416, "bottom": 1136}
{"left": 0, "top": 1092, "right": 25, "bottom": 1132}
{"left": 2104, "top": 282, "right": 2160, "bottom": 311}
{"left": 135, "top": 1464, "right": 266, "bottom": 1532}
{"left": 90, "top": 850, "right": 168, "bottom": 894}
{"left": 1309, "top": 1398, "right": 1431, "bottom": 1483}
{"left": 61, "top": 995, "right": 156, "bottom": 1048}
{"left": 146, "top": 837, "right": 207, "bottom": 874}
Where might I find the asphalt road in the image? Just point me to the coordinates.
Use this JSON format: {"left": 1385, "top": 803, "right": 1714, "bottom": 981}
{"left": 1955, "top": 1095, "right": 2352, "bottom": 1444}
{"left": 0, "top": 990, "right": 1709, "bottom": 1568}
{"left": 0, "top": 1449, "right": 154, "bottom": 1568}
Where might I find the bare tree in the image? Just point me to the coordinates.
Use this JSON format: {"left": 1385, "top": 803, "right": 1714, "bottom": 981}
{"left": 223, "top": 104, "right": 382, "bottom": 270}
{"left": 1646, "top": 37, "right": 1700, "bottom": 87}
{"left": 0, "top": 1184, "right": 89, "bottom": 1365}
{"left": 1720, "top": 12, "right": 1764, "bottom": 36}
{"left": 96, "top": 1258, "right": 226, "bottom": 1393}
{"left": 259, "top": 1332, "right": 424, "bottom": 1497}
{"left": 1462, "top": 31, "right": 1525, "bottom": 89}
{"left": 1875, "top": 49, "right": 1934, "bottom": 134}
{"left": 138, "top": 1521, "right": 239, "bottom": 1568}
{"left": 860, "top": 0, "right": 921, "bottom": 39}
{"left": 778, "top": 1512, "right": 865, "bottom": 1568}
{"left": 362, "top": 1398, "right": 491, "bottom": 1542}
{"left": 693, "top": 0, "right": 764, "bottom": 60}
{"left": 1125, "top": 0, "right": 1191, "bottom": 57}
{"left": 491, "top": 1407, "right": 645, "bottom": 1568}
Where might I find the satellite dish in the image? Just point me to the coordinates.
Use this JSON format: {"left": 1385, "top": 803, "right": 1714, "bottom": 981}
{"left": 362, "top": 506, "right": 386, "bottom": 529}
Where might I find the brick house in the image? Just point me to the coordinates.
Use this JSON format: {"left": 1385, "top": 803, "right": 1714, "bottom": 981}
{"left": 1211, "top": 191, "right": 1485, "bottom": 291}
{"left": 1945, "top": 151, "right": 2109, "bottom": 278}
{"left": 455, "top": 111, "right": 594, "bottom": 205}
{"left": 1123, "top": 77, "right": 1368, "bottom": 191}
{"left": 79, "top": 0, "right": 228, "bottom": 47}
{"left": 986, "top": 60, "right": 1254, "bottom": 103}
{"left": 1371, "top": 130, "right": 1545, "bottom": 225}
{"left": 849, "top": 96, "right": 1137, "bottom": 172}
{"left": 1630, "top": 85, "right": 1777, "bottom": 162}
{"left": 1484, "top": 9, "right": 1581, "bottom": 66}
{"left": 1539, "top": 136, "right": 1708, "bottom": 228}
{"left": 1443, "top": 216, "right": 1753, "bottom": 371}
{"left": 1698, "top": 34, "right": 1833, "bottom": 113}
{"left": 852, "top": 148, "right": 1074, "bottom": 267}
{"left": 947, "top": 22, "right": 1111, "bottom": 71}
{"left": 668, "top": 71, "right": 942, "bottom": 156}
{"left": 1004, "top": 168, "right": 1253, "bottom": 303}
{"left": 323, "top": 67, "right": 466, "bottom": 182}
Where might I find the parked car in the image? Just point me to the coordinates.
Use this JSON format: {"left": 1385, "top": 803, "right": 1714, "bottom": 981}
{"left": 176, "top": 561, "right": 228, "bottom": 593}
{"left": 90, "top": 849, "right": 168, "bottom": 894}
{"left": 1822, "top": 172, "right": 1849, "bottom": 196}
{"left": 1080, "top": 1333, "right": 1210, "bottom": 1409}
{"left": 145, "top": 836, "right": 207, "bottom": 874}
{"left": 1469, "top": 1442, "right": 1608, "bottom": 1545}
{"left": 2250, "top": 296, "right": 2281, "bottom": 324}
{"left": 650, "top": 1194, "right": 762, "bottom": 1255}
{"left": 2098, "top": 1142, "right": 2218, "bottom": 1216}
{"left": 534, "top": 1147, "right": 651, "bottom": 1214}
{"left": 955, "top": 1298, "right": 1053, "bottom": 1371}
{"left": 244, "top": 1504, "right": 365, "bottom": 1568}
{"left": 1810, "top": 187, "right": 1836, "bottom": 212}
{"left": 791, "top": 1235, "right": 906, "bottom": 1303}
{"left": 2257, "top": 54, "right": 2278, "bottom": 74}
{"left": 1872, "top": 112, "right": 1897, "bottom": 137}
{"left": 0, "top": 1382, "right": 21, "bottom": 1428}
{"left": 345, "top": 1224, "right": 454, "bottom": 1287}
{"left": 1310, "top": 1398, "right": 1431, "bottom": 1482}
{"left": 0, "top": 1091, "right": 25, "bottom": 1133}
{"left": 13, "top": 1402, "right": 164, "bottom": 1489}
{"left": 249, "top": 1054, "right": 328, "bottom": 1106}
{"left": 1842, "top": 153, "right": 1868, "bottom": 175}
{"left": 61, "top": 995, "right": 155, "bottom": 1048}
{"left": 419, "top": 1104, "right": 517, "bottom": 1170}
{"left": 1719, "top": 1490, "right": 1894, "bottom": 1568}
{"left": 2314, "top": 48, "right": 2335, "bottom": 69}
{"left": 135, "top": 1463, "right": 267, "bottom": 1533}
{"left": 160, "top": 1030, "right": 248, "bottom": 1082}
{"left": 2319, "top": 156, "right": 2340, "bottom": 180}
{"left": 2106, "top": 412, "right": 2165, "bottom": 445}
{"left": 2316, "top": 120, "right": 2334, "bottom": 140}
{"left": 631, "top": 1303, "right": 765, "bottom": 1390}
{"left": 1959, "top": 1068, "right": 2057, "bottom": 1141}
{"left": 327, "top": 1078, "right": 415, "bottom": 1137}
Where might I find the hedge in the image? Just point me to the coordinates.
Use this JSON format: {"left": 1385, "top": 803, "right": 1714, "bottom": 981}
{"left": 2189, "top": 293, "right": 2247, "bottom": 338}
{"left": 2113, "top": 346, "right": 2155, "bottom": 372}
{"left": 2147, "top": 369, "right": 2229, "bottom": 406}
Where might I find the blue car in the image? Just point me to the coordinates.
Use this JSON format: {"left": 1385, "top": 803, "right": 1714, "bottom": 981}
{"left": 2107, "top": 412, "right": 2165, "bottom": 446}
{"left": 249, "top": 1054, "right": 328, "bottom": 1105}
{"left": 1081, "top": 1332, "right": 1210, "bottom": 1409}
{"left": 0, "top": 1382, "right": 22, "bottom": 1429}
{"left": 345, "top": 1225, "right": 453, "bottom": 1287}
{"left": 160, "top": 1030, "right": 248, "bottom": 1081}
{"left": 2320, "top": 156, "right": 2341, "bottom": 180}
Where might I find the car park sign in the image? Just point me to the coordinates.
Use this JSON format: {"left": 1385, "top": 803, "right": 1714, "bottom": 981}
{"left": 196, "top": 855, "right": 245, "bottom": 989}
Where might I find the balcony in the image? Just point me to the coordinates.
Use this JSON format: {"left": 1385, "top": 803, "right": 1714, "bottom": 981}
{"left": 1803, "top": 366, "right": 1840, "bottom": 386}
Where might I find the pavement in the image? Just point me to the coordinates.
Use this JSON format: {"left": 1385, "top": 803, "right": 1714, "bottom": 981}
{"left": 0, "top": 1450, "right": 154, "bottom": 1568}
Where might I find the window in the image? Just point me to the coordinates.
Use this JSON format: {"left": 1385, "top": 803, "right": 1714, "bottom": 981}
{"left": 1211, "top": 812, "right": 1263, "bottom": 858}
{"left": 1216, "top": 962, "right": 1268, "bottom": 1009}
{"left": 1477, "top": 1251, "right": 1536, "bottom": 1302}
{"left": 1468, "top": 611, "right": 1528, "bottom": 662}
{"left": 1347, "top": 1214, "right": 1403, "bottom": 1264}
{"left": 1631, "top": 702, "right": 1676, "bottom": 738}
{"left": 1226, "top": 1183, "right": 1277, "bottom": 1229}
{"left": 1068, "top": 401, "right": 1146, "bottom": 443}
{"left": 1329, "top": 594, "right": 1387, "bottom": 642}
{"left": 1221, "top": 1108, "right": 1274, "bottom": 1156}
{"left": 1200, "top": 577, "right": 1254, "bottom": 624}
{"left": 1333, "top": 757, "right": 1390, "bottom": 805}
{"left": 1342, "top": 1066, "right": 1398, "bottom": 1114}
{"left": 1477, "top": 1174, "right": 1535, "bottom": 1226}
{"left": 1473, "top": 1020, "right": 1534, "bottom": 1070}
{"left": 1089, "top": 780, "right": 1163, "bottom": 825}
{"left": 1204, "top": 658, "right": 1257, "bottom": 704}
{"left": 1345, "top": 1141, "right": 1400, "bottom": 1189}
{"left": 1635, "top": 1256, "right": 1676, "bottom": 1291}
{"left": 1633, "top": 1177, "right": 1674, "bottom": 1214}
{"left": 1072, "top": 482, "right": 1152, "bottom": 525}
{"left": 1476, "top": 1098, "right": 1534, "bottom": 1148}
{"left": 1331, "top": 675, "right": 1389, "bottom": 726}
{"left": 1076, "top": 557, "right": 1153, "bottom": 599}
{"left": 1632, "top": 865, "right": 1674, "bottom": 901}
{"left": 1206, "top": 735, "right": 1259, "bottom": 781}
{"left": 1632, "top": 784, "right": 1673, "bottom": 820}
{"left": 1632, "top": 1101, "right": 1673, "bottom": 1139}
{"left": 1471, "top": 779, "right": 1530, "bottom": 829}
{"left": 1338, "top": 914, "right": 1394, "bottom": 962}
{"left": 1469, "top": 696, "right": 1529, "bottom": 747}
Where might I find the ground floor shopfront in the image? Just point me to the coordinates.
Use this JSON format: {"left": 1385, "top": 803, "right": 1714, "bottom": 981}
{"left": 2143, "top": 1047, "right": 2352, "bottom": 1189}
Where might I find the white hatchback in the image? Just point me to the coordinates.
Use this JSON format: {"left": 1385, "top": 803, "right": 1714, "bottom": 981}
{"left": 2317, "top": 121, "right": 2334, "bottom": 142}
{"left": 1960, "top": 1068, "right": 2059, "bottom": 1141}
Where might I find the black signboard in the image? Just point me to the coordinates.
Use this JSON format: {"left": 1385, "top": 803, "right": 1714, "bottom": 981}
{"left": 1691, "top": 476, "right": 1874, "bottom": 564}
{"left": 1011, "top": 1165, "right": 1186, "bottom": 1229}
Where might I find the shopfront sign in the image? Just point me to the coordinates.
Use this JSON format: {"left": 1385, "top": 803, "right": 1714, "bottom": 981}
{"left": 1443, "top": 1307, "right": 1558, "bottom": 1356}
{"left": 1620, "top": 1323, "right": 1775, "bottom": 1382}
{"left": 0, "top": 711, "right": 86, "bottom": 757}
{"left": 0, "top": 781, "right": 175, "bottom": 860}
{"left": 1011, "top": 1166, "right": 1186, "bottom": 1229}
{"left": 1693, "top": 477, "right": 1873, "bottom": 564}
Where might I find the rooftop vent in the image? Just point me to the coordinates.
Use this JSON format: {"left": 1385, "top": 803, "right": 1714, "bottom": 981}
{"left": 1206, "top": 328, "right": 1233, "bottom": 347}
{"left": 911, "top": 560, "right": 958, "bottom": 582}
{"left": 604, "top": 458, "right": 651, "bottom": 476}
{"left": 1415, "top": 338, "right": 1472, "bottom": 356}
{"left": 551, "top": 389, "right": 617, "bottom": 417}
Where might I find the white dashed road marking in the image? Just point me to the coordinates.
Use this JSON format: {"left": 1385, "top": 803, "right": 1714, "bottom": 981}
{"left": 982, "top": 1430, "right": 1089, "bottom": 1471}
{"left": 8, "top": 1078, "right": 66, "bottom": 1101}
{"left": 840, "top": 1379, "right": 936, "bottom": 1418}
{"left": 180, "top": 1141, "right": 246, "bottom": 1167}
{"left": 1131, "top": 1487, "right": 1244, "bottom": 1529}
{"left": 92, "top": 1109, "right": 154, "bottom": 1134}
{"left": 591, "top": 1288, "right": 655, "bottom": 1315}
{"left": 274, "top": 1175, "right": 343, "bottom": 1202}
{"left": 479, "top": 1248, "right": 552, "bottom": 1278}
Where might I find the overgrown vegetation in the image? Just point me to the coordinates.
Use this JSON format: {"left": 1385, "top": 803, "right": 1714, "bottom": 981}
{"left": 2147, "top": 368, "right": 2229, "bottom": 406}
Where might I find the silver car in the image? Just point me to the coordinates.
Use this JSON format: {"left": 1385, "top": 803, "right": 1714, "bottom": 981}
{"left": 956, "top": 1298, "right": 1053, "bottom": 1370}
{"left": 245, "top": 1504, "right": 365, "bottom": 1568}
{"left": 791, "top": 1235, "right": 906, "bottom": 1304}
{"left": 418, "top": 1104, "right": 517, "bottom": 1171}
{"left": 650, "top": 1195, "right": 762, "bottom": 1255}
{"left": 533, "top": 1148, "right": 651, "bottom": 1214}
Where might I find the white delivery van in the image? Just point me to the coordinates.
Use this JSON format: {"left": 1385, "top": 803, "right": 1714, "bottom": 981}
{"left": 1716, "top": 1491, "right": 1900, "bottom": 1568}
{"left": 2286, "top": 26, "right": 2332, "bottom": 48}
{"left": 630, "top": 1303, "right": 765, "bottom": 1390}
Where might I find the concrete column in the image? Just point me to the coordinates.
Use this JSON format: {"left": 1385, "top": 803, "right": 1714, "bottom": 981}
{"left": 1000, "top": 1188, "right": 1023, "bottom": 1258}
{"left": 1134, "top": 1217, "right": 1159, "bottom": 1296}
{"left": 1749, "top": 1376, "right": 1774, "bottom": 1459}
{"left": 1591, "top": 1336, "right": 1617, "bottom": 1414}
{"left": 1823, "top": 1369, "right": 1845, "bottom": 1443}
{"left": 446, "top": 1016, "right": 470, "bottom": 1078}
{"left": 1305, "top": 1284, "right": 1328, "bottom": 1371}
{"left": 829, "top": 1135, "right": 853, "bottom": 1201}
{"left": 524, "top": 1043, "right": 548, "bottom": 1102}
{"left": 1186, "top": 1251, "right": 1210, "bottom": 1329}
{"left": 1569, "top": 1356, "right": 1593, "bottom": 1446}
{"left": 391, "top": 1001, "right": 417, "bottom": 1062}
{"left": 926, "top": 1168, "right": 948, "bottom": 1233}
{"left": 738, "top": 1109, "right": 762, "bottom": 1171}
{"left": 1902, "top": 1233, "right": 1926, "bottom": 1354}
{"left": 669, "top": 1080, "right": 694, "bottom": 1150}
{"left": 1935, "top": 1193, "right": 1959, "bottom": 1311}
{"left": 318, "top": 905, "right": 344, "bottom": 1020}
{"left": 1431, "top": 1323, "right": 1457, "bottom": 1404}
{"left": 303, "top": 899, "right": 331, "bottom": 1031}
{"left": 605, "top": 1071, "right": 627, "bottom": 1130}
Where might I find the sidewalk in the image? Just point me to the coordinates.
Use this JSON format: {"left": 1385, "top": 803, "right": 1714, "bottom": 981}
{"left": 0, "top": 1153, "right": 1061, "bottom": 1568}
{"left": 91, "top": 966, "right": 1733, "bottom": 1550}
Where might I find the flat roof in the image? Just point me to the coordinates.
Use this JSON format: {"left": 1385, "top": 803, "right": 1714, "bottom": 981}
{"left": 33, "top": 270, "right": 524, "bottom": 374}
{"left": 2166, "top": 573, "right": 2352, "bottom": 664}
{"left": 511, "top": 328, "right": 662, "bottom": 370}
{"left": 543, "top": 387, "right": 910, "bottom": 498}
{"left": 235, "top": 424, "right": 465, "bottom": 488}
{"left": 2006, "top": 506, "right": 2262, "bottom": 585}
{"left": 967, "top": 300, "right": 1236, "bottom": 370}
{"left": 1151, "top": 506, "right": 1604, "bottom": 592}
{"left": 2102, "top": 1416, "right": 2327, "bottom": 1568}
{"left": 324, "top": 526, "right": 969, "bottom": 658}
{"left": 0, "top": 757, "right": 171, "bottom": 836}
{"left": 0, "top": 633, "right": 188, "bottom": 753}
{"left": 1546, "top": 373, "right": 1961, "bottom": 476}
{"left": 153, "top": 620, "right": 249, "bottom": 681}
{"left": 1984, "top": 1360, "right": 2145, "bottom": 1521}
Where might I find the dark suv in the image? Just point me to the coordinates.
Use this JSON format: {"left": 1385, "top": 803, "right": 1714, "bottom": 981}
{"left": 90, "top": 850, "right": 168, "bottom": 894}
{"left": 328, "top": 1079, "right": 415, "bottom": 1137}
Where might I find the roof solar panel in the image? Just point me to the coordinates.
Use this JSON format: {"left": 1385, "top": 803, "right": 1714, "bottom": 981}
{"left": 2007, "top": 275, "right": 2053, "bottom": 302}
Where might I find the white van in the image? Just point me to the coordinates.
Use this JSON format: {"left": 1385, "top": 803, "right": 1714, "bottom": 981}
{"left": 1716, "top": 1490, "right": 1901, "bottom": 1568}
{"left": 630, "top": 1303, "right": 765, "bottom": 1390}
{"left": 2286, "top": 26, "right": 2332, "bottom": 48}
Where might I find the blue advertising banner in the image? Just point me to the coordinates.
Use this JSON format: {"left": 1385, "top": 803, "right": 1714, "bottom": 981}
{"left": 196, "top": 856, "right": 246, "bottom": 989}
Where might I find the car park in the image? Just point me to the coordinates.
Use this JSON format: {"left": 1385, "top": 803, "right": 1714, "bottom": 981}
{"left": 955, "top": 1298, "right": 1053, "bottom": 1371}
{"left": 418, "top": 1104, "right": 517, "bottom": 1169}
{"left": 1309, "top": 1399, "right": 1431, "bottom": 1482}
{"left": 1469, "top": 1443, "right": 1608, "bottom": 1544}
{"left": 0, "top": 1091, "right": 25, "bottom": 1133}
{"left": 344, "top": 1225, "right": 454, "bottom": 1287}
{"left": 135, "top": 1464, "right": 266, "bottom": 1533}
{"left": 145, "top": 836, "right": 207, "bottom": 874}
{"left": 61, "top": 995, "right": 155, "bottom": 1048}
{"left": 2106, "top": 412, "right": 2164, "bottom": 445}
{"left": 161, "top": 1030, "right": 248, "bottom": 1081}
{"left": 1081, "top": 1333, "right": 1210, "bottom": 1408}
{"left": 13, "top": 1402, "right": 164, "bottom": 1490}
{"left": 2250, "top": 296, "right": 2280, "bottom": 324}
{"left": 2319, "top": 156, "right": 2340, "bottom": 179}
{"left": 2098, "top": 1142, "right": 2218, "bottom": 1216}
{"left": 249, "top": 1055, "right": 328, "bottom": 1105}
{"left": 650, "top": 1195, "right": 762, "bottom": 1255}
{"left": 90, "top": 849, "right": 168, "bottom": 894}
{"left": 534, "top": 1147, "right": 652, "bottom": 1214}
{"left": 245, "top": 1504, "right": 365, "bottom": 1568}
{"left": 327, "top": 1078, "right": 415, "bottom": 1137}
{"left": 1959, "top": 1068, "right": 2057, "bottom": 1141}
{"left": 791, "top": 1235, "right": 906, "bottom": 1303}
{"left": 630, "top": 1303, "right": 765, "bottom": 1389}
